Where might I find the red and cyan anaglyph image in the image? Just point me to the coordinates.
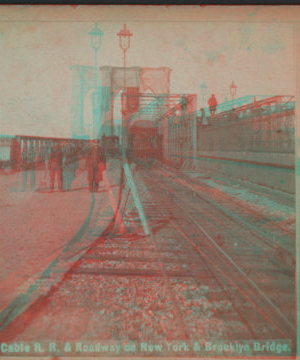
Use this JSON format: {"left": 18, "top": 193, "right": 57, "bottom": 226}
{"left": 0, "top": 7, "right": 296, "bottom": 358}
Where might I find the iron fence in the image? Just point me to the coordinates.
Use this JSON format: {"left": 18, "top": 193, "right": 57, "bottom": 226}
{"left": 168, "top": 102, "right": 295, "bottom": 155}
{"left": 168, "top": 112, "right": 196, "bottom": 154}
{"left": 197, "top": 107, "right": 295, "bottom": 153}
{"left": 0, "top": 135, "right": 92, "bottom": 169}
{"left": 0, "top": 136, "right": 14, "bottom": 163}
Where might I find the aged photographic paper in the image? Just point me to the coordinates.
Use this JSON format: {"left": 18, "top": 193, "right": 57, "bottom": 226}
{"left": 0, "top": 5, "right": 297, "bottom": 359}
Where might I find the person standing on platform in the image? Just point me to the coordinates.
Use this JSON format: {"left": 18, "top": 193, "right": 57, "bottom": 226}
{"left": 99, "top": 142, "right": 106, "bottom": 178}
{"left": 49, "top": 143, "right": 63, "bottom": 192}
{"left": 63, "top": 145, "right": 79, "bottom": 191}
{"left": 208, "top": 94, "right": 218, "bottom": 117}
{"left": 86, "top": 141, "right": 105, "bottom": 192}
{"left": 10, "top": 138, "right": 21, "bottom": 171}
{"left": 21, "top": 140, "right": 36, "bottom": 191}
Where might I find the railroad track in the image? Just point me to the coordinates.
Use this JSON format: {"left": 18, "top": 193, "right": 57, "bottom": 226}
{"left": 138, "top": 167, "right": 295, "bottom": 336}
{"left": 161, "top": 166, "right": 295, "bottom": 265}
{"left": 48, "top": 162, "right": 295, "bottom": 342}
{"left": 0, "top": 158, "right": 295, "bottom": 356}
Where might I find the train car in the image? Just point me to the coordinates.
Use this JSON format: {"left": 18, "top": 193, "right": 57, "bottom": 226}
{"left": 128, "top": 121, "right": 163, "bottom": 167}
{"left": 102, "top": 135, "right": 121, "bottom": 157}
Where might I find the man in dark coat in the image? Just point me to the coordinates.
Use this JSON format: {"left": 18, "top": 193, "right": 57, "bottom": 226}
{"left": 208, "top": 94, "right": 218, "bottom": 117}
{"left": 21, "top": 140, "right": 36, "bottom": 191}
{"left": 10, "top": 138, "right": 21, "bottom": 170}
{"left": 86, "top": 141, "right": 106, "bottom": 192}
{"left": 49, "top": 143, "right": 63, "bottom": 191}
{"left": 63, "top": 146, "right": 79, "bottom": 191}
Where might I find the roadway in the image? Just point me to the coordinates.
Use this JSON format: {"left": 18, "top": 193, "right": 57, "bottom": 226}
{"left": 0, "top": 156, "right": 295, "bottom": 357}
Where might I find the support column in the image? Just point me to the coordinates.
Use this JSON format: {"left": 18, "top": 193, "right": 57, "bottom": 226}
{"left": 163, "top": 110, "right": 169, "bottom": 165}
{"left": 192, "top": 112, "right": 197, "bottom": 169}
{"left": 92, "top": 89, "right": 101, "bottom": 139}
{"left": 80, "top": 67, "right": 85, "bottom": 136}
{"left": 295, "top": 22, "right": 300, "bottom": 357}
{"left": 110, "top": 70, "right": 114, "bottom": 137}
{"left": 70, "top": 65, "right": 85, "bottom": 138}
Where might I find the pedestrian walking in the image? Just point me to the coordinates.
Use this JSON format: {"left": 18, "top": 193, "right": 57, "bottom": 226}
{"left": 49, "top": 143, "right": 63, "bottom": 192}
{"left": 21, "top": 140, "right": 36, "bottom": 191}
{"left": 208, "top": 94, "right": 218, "bottom": 117}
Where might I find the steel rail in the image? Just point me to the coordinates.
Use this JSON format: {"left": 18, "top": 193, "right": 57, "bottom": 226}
{"left": 143, "top": 171, "right": 295, "bottom": 334}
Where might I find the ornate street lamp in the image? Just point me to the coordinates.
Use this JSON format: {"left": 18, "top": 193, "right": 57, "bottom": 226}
{"left": 117, "top": 24, "right": 133, "bottom": 145}
{"left": 229, "top": 81, "right": 237, "bottom": 109}
{"left": 89, "top": 23, "right": 104, "bottom": 90}
{"left": 118, "top": 23, "right": 133, "bottom": 98}
{"left": 89, "top": 23, "right": 104, "bottom": 139}
{"left": 200, "top": 81, "right": 207, "bottom": 108}
{"left": 117, "top": 24, "right": 133, "bottom": 71}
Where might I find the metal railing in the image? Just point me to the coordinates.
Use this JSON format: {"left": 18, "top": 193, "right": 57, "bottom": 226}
{"left": 197, "top": 95, "right": 294, "bottom": 118}
{"left": 0, "top": 135, "right": 15, "bottom": 163}
{"left": 168, "top": 100, "right": 295, "bottom": 155}
{"left": 0, "top": 135, "right": 94, "bottom": 169}
{"left": 197, "top": 106, "right": 295, "bottom": 154}
{"left": 168, "top": 112, "right": 196, "bottom": 154}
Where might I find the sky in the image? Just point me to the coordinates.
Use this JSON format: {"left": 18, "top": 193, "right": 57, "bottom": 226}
{"left": 0, "top": 18, "right": 295, "bottom": 138}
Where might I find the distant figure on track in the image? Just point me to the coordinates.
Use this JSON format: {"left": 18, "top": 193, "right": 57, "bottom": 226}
{"left": 208, "top": 94, "right": 218, "bottom": 117}
{"left": 49, "top": 143, "right": 63, "bottom": 192}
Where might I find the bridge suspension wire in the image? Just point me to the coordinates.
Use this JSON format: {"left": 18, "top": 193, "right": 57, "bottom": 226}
{"left": 122, "top": 150, "right": 150, "bottom": 236}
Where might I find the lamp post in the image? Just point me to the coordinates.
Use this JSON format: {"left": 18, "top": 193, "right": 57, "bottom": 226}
{"left": 229, "top": 81, "right": 237, "bottom": 109}
{"left": 117, "top": 24, "right": 133, "bottom": 78}
{"left": 200, "top": 81, "right": 207, "bottom": 108}
{"left": 117, "top": 24, "right": 133, "bottom": 102}
{"left": 89, "top": 23, "right": 103, "bottom": 139}
{"left": 117, "top": 24, "right": 133, "bottom": 146}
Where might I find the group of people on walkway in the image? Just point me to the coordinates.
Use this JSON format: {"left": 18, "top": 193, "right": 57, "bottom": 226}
{"left": 47, "top": 143, "right": 79, "bottom": 192}
{"left": 19, "top": 139, "right": 106, "bottom": 193}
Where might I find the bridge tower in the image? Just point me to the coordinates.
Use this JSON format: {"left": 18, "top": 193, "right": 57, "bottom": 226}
{"left": 70, "top": 65, "right": 171, "bottom": 140}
